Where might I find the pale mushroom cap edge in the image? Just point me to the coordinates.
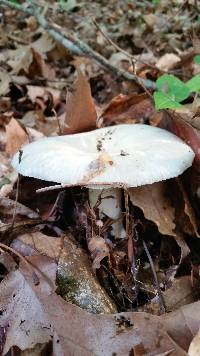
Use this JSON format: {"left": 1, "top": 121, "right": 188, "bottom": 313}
{"left": 11, "top": 124, "right": 195, "bottom": 188}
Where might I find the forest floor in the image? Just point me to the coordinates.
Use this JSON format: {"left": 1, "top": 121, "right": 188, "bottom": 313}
{"left": 0, "top": 0, "right": 200, "bottom": 355}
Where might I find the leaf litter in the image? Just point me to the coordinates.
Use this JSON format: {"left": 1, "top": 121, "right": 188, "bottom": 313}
{"left": 0, "top": 0, "right": 200, "bottom": 355}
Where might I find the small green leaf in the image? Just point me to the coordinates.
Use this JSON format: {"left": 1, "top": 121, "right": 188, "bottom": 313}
{"left": 153, "top": 91, "right": 183, "bottom": 110}
{"left": 186, "top": 74, "right": 200, "bottom": 92}
{"left": 194, "top": 55, "right": 200, "bottom": 65}
{"left": 156, "top": 74, "right": 190, "bottom": 103}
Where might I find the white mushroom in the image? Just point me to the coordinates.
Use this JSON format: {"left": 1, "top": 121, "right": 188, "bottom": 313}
{"left": 11, "top": 124, "right": 195, "bottom": 238}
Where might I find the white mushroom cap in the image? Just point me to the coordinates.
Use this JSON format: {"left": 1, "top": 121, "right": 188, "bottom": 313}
{"left": 11, "top": 124, "right": 195, "bottom": 188}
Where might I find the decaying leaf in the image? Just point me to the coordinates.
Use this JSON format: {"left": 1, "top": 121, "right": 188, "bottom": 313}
{"left": 128, "top": 181, "right": 175, "bottom": 237}
{"left": 160, "top": 113, "right": 200, "bottom": 167}
{"left": 88, "top": 235, "right": 110, "bottom": 270}
{"left": 128, "top": 181, "right": 191, "bottom": 260}
{"left": 156, "top": 53, "right": 180, "bottom": 71}
{"left": 63, "top": 70, "right": 97, "bottom": 134}
{"left": 58, "top": 235, "right": 116, "bottom": 313}
{"left": 29, "top": 48, "right": 56, "bottom": 80}
{"left": 0, "top": 72, "right": 11, "bottom": 96}
{"left": 6, "top": 118, "right": 29, "bottom": 156}
{"left": 101, "top": 93, "right": 155, "bottom": 125}
{"left": 1, "top": 256, "right": 200, "bottom": 356}
{"left": 0, "top": 255, "right": 57, "bottom": 355}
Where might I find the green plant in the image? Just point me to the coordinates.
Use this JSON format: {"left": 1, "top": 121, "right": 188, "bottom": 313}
{"left": 153, "top": 61, "right": 200, "bottom": 110}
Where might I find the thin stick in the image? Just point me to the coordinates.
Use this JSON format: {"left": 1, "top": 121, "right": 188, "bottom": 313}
{"left": 0, "top": 243, "right": 40, "bottom": 285}
{"left": 92, "top": 18, "right": 161, "bottom": 73}
{"left": 10, "top": 175, "right": 20, "bottom": 231}
{"left": 142, "top": 239, "right": 166, "bottom": 314}
{"left": 1, "top": 0, "right": 156, "bottom": 90}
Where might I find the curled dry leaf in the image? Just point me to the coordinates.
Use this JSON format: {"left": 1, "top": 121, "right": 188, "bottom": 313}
{"left": 101, "top": 93, "right": 155, "bottom": 125}
{"left": 0, "top": 197, "right": 39, "bottom": 220}
{"left": 159, "top": 113, "right": 200, "bottom": 167}
{"left": 156, "top": 53, "right": 180, "bottom": 71}
{"left": 0, "top": 255, "right": 57, "bottom": 355}
{"left": 88, "top": 235, "right": 110, "bottom": 270}
{"left": 63, "top": 70, "right": 97, "bottom": 134}
{"left": 29, "top": 48, "right": 56, "bottom": 80}
{"left": 13, "top": 231, "right": 63, "bottom": 260}
{"left": 6, "top": 118, "right": 28, "bottom": 156}
{"left": 128, "top": 181, "right": 175, "bottom": 237}
{"left": 128, "top": 181, "right": 190, "bottom": 260}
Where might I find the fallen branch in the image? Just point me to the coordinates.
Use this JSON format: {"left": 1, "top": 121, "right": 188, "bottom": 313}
{"left": 1, "top": 0, "right": 156, "bottom": 90}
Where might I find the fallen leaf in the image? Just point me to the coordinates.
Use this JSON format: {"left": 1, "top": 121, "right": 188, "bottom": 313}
{"left": 63, "top": 70, "right": 97, "bottom": 134}
{"left": 88, "top": 235, "right": 110, "bottom": 270}
{"left": 0, "top": 198, "right": 39, "bottom": 220}
{"left": 15, "top": 231, "right": 62, "bottom": 260}
{"left": 1, "top": 252, "right": 200, "bottom": 355}
{"left": 0, "top": 72, "right": 11, "bottom": 96}
{"left": 6, "top": 118, "right": 28, "bottom": 156}
{"left": 27, "top": 85, "right": 61, "bottom": 106}
{"left": 128, "top": 182, "right": 175, "bottom": 237}
{"left": 128, "top": 181, "right": 190, "bottom": 260}
{"left": 159, "top": 113, "right": 200, "bottom": 167}
{"left": 101, "top": 93, "right": 155, "bottom": 125}
{"left": 29, "top": 48, "right": 56, "bottom": 80}
{"left": 156, "top": 53, "right": 181, "bottom": 71}
{"left": 0, "top": 255, "right": 57, "bottom": 355}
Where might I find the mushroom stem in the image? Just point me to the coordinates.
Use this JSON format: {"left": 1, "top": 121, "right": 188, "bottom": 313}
{"left": 88, "top": 188, "right": 126, "bottom": 239}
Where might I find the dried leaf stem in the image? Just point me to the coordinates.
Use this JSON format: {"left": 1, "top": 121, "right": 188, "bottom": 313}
{"left": 142, "top": 239, "right": 166, "bottom": 314}
{"left": 1, "top": 0, "right": 156, "bottom": 90}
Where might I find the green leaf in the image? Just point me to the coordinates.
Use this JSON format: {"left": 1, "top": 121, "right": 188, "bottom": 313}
{"left": 153, "top": 91, "right": 183, "bottom": 110}
{"left": 194, "top": 55, "right": 200, "bottom": 65}
{"left": 156, "top": 74, "right": 190, "bottom": 103}
{"left": 186, "top": 74, "right": 200, "bottom": 92}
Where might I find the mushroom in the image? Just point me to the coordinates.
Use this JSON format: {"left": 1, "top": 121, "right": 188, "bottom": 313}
{"left": 11, "top": 124, "right": 195, "bottom": 238}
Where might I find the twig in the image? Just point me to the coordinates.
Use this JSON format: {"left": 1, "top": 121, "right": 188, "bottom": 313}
{"left": 0, "top": 243, "right": 39, "bottom": 285}
{"left": 142, "top": 239, "right": 166, "bottom": 314}
{"left": 1, "top": 0, "right": 156, "bottom": 90}
{"left": 10, "top": 175, "right": 20, "bottom": 231}
{"left": 92, "top": 17, "right": 160, "bottom": 74}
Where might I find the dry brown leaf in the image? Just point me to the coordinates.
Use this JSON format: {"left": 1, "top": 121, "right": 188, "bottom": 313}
{"left": 63, "top": 70, "right": 97, "bottom": 134}
{"left": 11, "top": 233, "right": 116, "bottom": 314}
{"left": 6, "top": 118, "right": 28, "bottom": 156}
{"left": 176, "top": 179, "right": 199, "bottom": 237}
{"left": 0, "top": 72, "right": 11, "bottom": 96}
{"left": 159, "top": 113, "right": 200, "bottom": 167}
{"left": 14, "top": 231, "right": 62, "bottom": 260}
{"left": 101, "top": 93, "right": 155, "bottom": 125}
{"left": 0, "top": 255, "right": 57, "bottom": 355}
{"left": 156, "top": 53, "right": 180, "bottom": 71}
{"left": 27, "top": 85, "right": 61, "bottom": 105}
{"left": 0, "top": 198, "right": 39, "bottom": 220}
{"left": 88, "top": 235, "right": 110, "bottom": 270}
{"left": 8, "top": 33, "right": 55, "bottom": 75}
{"left": 128, "top": 181, "right": 190, "bottom": 260}
{"left": 1, "top": 253, "right": 200, "bottom": 355}
{"left": 29, "top": 48, "right": 56, "bottom": 80}
{"left": 128, "top": 182, "right": 175, "bottom": 237}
